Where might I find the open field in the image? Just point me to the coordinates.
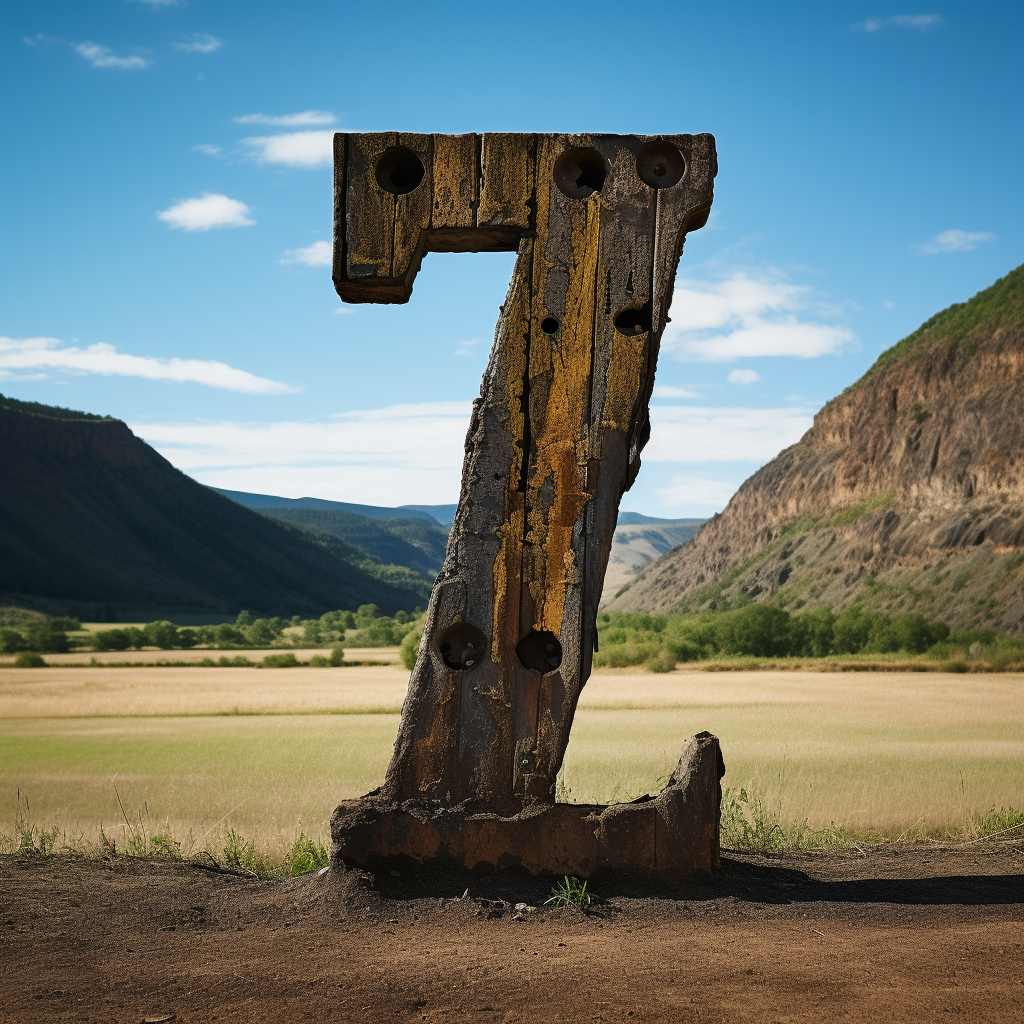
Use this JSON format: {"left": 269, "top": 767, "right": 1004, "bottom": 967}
{"left": 3, "top": 661, "right": 1021, "bottom": 857}
{"left": 0, "top": 646, "right": 403, "bottom": 667}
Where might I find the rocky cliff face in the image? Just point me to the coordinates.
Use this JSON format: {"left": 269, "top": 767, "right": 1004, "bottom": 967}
{"left": 610, "top": 265, "right": 1024, "bottom": 634}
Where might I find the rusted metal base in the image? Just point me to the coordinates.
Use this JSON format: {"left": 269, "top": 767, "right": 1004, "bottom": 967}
{"left": 332, "top": 733, "right": 725, "bottom": 881}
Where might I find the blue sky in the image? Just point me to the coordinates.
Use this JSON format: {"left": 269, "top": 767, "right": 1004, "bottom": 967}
{"left": 2, "top": 1, "right": 1021, "bottom": 516}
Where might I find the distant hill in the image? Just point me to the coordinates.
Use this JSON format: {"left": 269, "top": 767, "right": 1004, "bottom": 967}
{"left": 610, "top": 265, "right": 1024, "bottom": 635}
{"left": 600, "top": 519, "right": 705, "bottom": 605}
{"left": 398, "top": 503, "right": 459, "bottom": 527}
{"left": 0, "top": 396, "right": 425, "bottom": 618}
{"left": 257, "top": 507, "right": 448, "bottom": 578}
{"left": 211, "top": 488, "right": 444, "bottom": 525}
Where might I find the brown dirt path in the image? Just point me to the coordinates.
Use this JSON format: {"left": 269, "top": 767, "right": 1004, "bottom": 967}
{"left": 2, "top": 845, "right": 1022, "bottom": 1022}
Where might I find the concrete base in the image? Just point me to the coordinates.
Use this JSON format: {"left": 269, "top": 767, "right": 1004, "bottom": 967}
{"left": 332, "top": 732, "right": 724, "bottom": 881}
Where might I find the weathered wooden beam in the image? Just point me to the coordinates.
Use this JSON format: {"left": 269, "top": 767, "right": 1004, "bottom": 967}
{"left": 331, "top": 133, "right": 722, "bottom": 879}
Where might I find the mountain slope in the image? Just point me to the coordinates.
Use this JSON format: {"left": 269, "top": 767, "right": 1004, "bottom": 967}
{"left": 256, "top": 507, "right": 448, "bottom": 578}
{"left": 610, "top": 265, "right": 1024, "bottom": 634}
{"left": 211, "top": 487, "right": 443, "bottom": 525}
{"left": 600, "top": 519, "right": 704, "bottom": 605}
{"left": 0, "top": 398, "right": 424, "bottom": 617}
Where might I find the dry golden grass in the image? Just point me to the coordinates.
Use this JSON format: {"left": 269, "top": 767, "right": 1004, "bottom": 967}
{"left": 0, "top": 646, "right": 402, "bottom": 667}
{"left": 2, "top": 665, "right": 1021, "bottom": 854}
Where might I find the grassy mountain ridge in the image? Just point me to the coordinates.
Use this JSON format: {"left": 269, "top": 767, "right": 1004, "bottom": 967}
{"left": 0, "top": 398, "right": 424, "bottom": 617}
{"left": 850, "top": 264, "right": 1024, "bottom": 389}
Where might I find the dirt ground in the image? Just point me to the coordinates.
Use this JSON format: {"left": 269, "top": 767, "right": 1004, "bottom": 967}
{"left": 2, "top": 844, "right": 1022, "bottom": 1023}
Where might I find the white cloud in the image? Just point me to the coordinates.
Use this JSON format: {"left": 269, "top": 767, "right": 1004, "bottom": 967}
{"left": 129, "top": 0, "right": 181, "bottom": 6}
{"left": 235, "top": 111, "right": 336, "bottom": 127}
{"left": 652, "top": 385, "right": 701, "bottom": 399}
{"left": 0, "top": 337, "right": 296, "bottom": 394}
{"left": 173, "top": 34, "right": 223, "bottom": 54}
{"left": 133, "top": 401, "right": 475, "bottom": 505}
{"left": 656, "top": 475, "right": 741, "bottom": 510}
{"left": 281, "top": 240, "right": 332, "bottom": 267}
{"left": 912, "top": 229, "right": 997, "bottom": 255}
{"left": 192, "top": 144, "right": 223, "bottom": 157}
{"left": 75, "top": 42, "right": 149, "bottom": 70}
{"left": 728, "top": 368, "right": 760, "bottom": 385}
{"left": 243, "top": 131, "right": 333, "bottom": 168}
{"left": 663, "top": 272, "right": 855, "bottom": 362}
{"left": 157, "top": 193, "right": 254, "bottom": 231}
{"left": 454, "top": 338, "right": 483, "bottom": 357}
{"left": 643, "top": 405, "right": 815, "bottom": 463}
{"left": 853, "top": 14, "right": 944, "bottom": 32}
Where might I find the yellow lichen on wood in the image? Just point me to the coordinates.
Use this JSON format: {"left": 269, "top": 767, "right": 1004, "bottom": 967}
{"left": 601, "top": 334, "right": 647, "bottom": 431}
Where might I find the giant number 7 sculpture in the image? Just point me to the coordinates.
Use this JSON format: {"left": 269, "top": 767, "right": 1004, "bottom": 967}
{"left": 331, "top": 133, "right": 725, "bottom": 880}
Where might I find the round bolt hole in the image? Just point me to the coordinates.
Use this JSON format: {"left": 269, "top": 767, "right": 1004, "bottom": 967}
{"left": 636, "top": 141, "right": 685, "bottom": 190}
{"left": 437, "top": 622, "right": 487, "bottom": 671}
{"left": 516, "top": 630, "right": 563, "bottom": 674}
{"left": 553, "top": 147, "right": 606, "bottom": 199}
{"left": 374, "top": 146, "right": 425, "bottom": 195}
{"left": 540, "top": 316, "right": 560, "bottom": 335}
{"left": 614, "top": 301, "right": 652, "bottom": 336}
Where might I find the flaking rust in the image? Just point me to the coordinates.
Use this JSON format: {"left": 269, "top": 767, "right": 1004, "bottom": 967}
{"left": 331, "top": 133, "right": 724, "bottom": 879}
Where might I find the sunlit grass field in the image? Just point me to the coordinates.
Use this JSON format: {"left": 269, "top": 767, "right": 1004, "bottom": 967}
{"left": 2, "top": 658, "right": 1021, "bottom": 856}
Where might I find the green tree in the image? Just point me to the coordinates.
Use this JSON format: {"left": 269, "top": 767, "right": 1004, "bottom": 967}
{"left": 23, "top": 622, "right": 70, "bottom": 653}
{"left": 0, "top": 628, "right": 25, "bottom": 654}
{"left": 716, "top": 605, "right": 792, "bottom": 657}
{"left": 144, "top": 621, "right": 180, "bottom": 650}
{"left": 791, "top": 607, "right": 836, "bottom": 657}
{"left": 235, "top": 610, "right": 254, "bottom": 628}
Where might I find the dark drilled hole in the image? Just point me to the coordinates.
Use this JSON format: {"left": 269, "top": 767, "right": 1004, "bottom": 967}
{"left": 614, "top": 300, "right": 652, "bottom": 336}
{"left": 540, "top": 316, "right": 560, "bottom": 335}
{"left": 374, "top": 146, "right": 425, "bottom": 195}
{"left": 516, "top": 630, "right": 563, "bottom": 674}
{"left": 636, "top": 141, "right": 685, "bottom": 190}
{"left": 553, "top": 147, "right": 607, "bottom": 199}
{"left": 437, "top": 623, "right": 487, "bottom": 671}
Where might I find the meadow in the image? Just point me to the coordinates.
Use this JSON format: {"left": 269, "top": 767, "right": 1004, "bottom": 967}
{"left": 2, "top": 656, "right": 1021, "bottom": 859}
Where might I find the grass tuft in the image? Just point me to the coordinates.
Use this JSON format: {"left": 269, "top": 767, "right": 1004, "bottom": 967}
{"left": 545, "top": 875, "right": 591, "bottom": 910}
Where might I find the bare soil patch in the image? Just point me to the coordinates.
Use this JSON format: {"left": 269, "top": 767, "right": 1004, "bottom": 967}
{"left": 2, "top": 845, "right": 1021, "bottom": 1022}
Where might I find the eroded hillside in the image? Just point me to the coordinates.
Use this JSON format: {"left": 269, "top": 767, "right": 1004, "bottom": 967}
{"left": 610, "top": 265, "right": 1024, "bottom": 634}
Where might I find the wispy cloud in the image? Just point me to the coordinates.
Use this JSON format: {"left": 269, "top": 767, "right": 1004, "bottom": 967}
{"left": 656, "top": 475, "right": 742, "bottom": 510}
{"left": 192, "top": 144, "right": 223, "bottom": 157}
{"left": 728, "top": 368, "right": 760, "bottom": 385}
{"left": 454, "top": 338, "right": 483, "bottom": 357}
{"left": 280, "top": 240, "right": 332, "bottom": 267}
{"left": 912, "top": 229, "right": 997, "bottom": 255}
{"left": 644, "top": 404, "right": 815, "bottom": 464}
{"left": 652, "top": 385, "right": 701, "bottom": 399}
{"left": 235, "top": 111, "right": 336, "bottom": 127}
{"left": 133, "top": 401, "right": 474, "bottom": 505}
{"left": 157, "top": 193, "right": 254, "bottom": 231}
{"left": 173, "top": 34, "right": 223, "bottom": 54}
{"left": 129, "top": 0, "right": 181, "bottom": 7}
{"left": 853, "top": 14, "right": 944, "bottom": 32}
{"left": 242, "top": 131, "right": 334, "bottom": 168}
{"left": 0, "top": 337, "right": 296, "bottom": 394}
{"left": 75, "top": 42, "right": 149, "bottom": 70}
{"left": 663, "top": 272, "right": 855, "bottom": 362}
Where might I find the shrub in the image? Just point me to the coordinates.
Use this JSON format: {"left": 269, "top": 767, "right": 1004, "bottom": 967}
{"left": 716, "top": 605, "right": 792, "bottom": 657}
{"left": 309, "top": 655, "right": 330, "bottom": 667}
{"left": 399, "top": 620, "right": 425, "bottom": 669}
{"left": 15, "top": 651, "right": 46, "bottom": 667}
{"left": 262, "top": 652, "right": 299, "bottom": 668}
{"left": 646, "top": 650, "right": 678, "bottom": 673}
{"left": 94, "top": 628, "right": 132, "bottom": 651}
